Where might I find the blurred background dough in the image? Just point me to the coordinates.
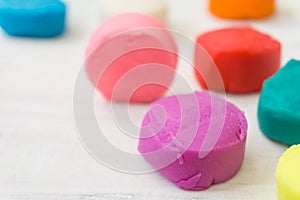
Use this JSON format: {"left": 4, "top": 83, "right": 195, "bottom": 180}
{"left": 100, "top": 0, "right": 168, "bottom": 22}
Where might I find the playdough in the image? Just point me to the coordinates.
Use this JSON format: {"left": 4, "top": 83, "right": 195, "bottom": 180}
{"left": 209, "top": 0, "right": 275, "bottom": 19}
{"left": 100, "top": 0, "right": 168, "bottom": 22}
{"left": 138, "top": 91, "right": 248, "bottom": 190}
{"left": 85, "top": 13, "right": 177, "bottom": 103}
{"left": 276, "top": 145, "right": 300, "bottom": 200}
{"left": 194, "top": 26, "right": 281, "bottom": 93}
{"left": 0, "top": 0, "right": 66, "bottom": 37}
{"left": 258, "top": 59, "right": 300, "bottom": 145}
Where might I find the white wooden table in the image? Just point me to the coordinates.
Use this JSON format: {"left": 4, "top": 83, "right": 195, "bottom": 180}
{"left": 1, "top": 0, "right": 299, "bottom": 199}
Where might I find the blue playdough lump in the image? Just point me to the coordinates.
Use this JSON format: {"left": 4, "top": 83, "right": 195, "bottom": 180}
{"left": 258, "top": 59, "right": 300, "bottom": 145}
{"left": 0, "top": 0, "right": 66, "bottom": 37}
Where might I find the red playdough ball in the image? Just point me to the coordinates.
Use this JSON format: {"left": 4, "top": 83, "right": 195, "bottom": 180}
{"left": 85, "top": 13, "right": 178, "bottom": 102}
{"left": 194, "top": 26, "right": 281, "bottom": 93}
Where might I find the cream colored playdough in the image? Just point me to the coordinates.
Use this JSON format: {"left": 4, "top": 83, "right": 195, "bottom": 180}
{"left": 100, "top": 0, "right": 168, "bottom": 22}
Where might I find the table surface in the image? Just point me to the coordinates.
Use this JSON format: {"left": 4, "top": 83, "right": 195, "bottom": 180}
{"left": 1, "top": 0, "right": 299, "bottom": 199}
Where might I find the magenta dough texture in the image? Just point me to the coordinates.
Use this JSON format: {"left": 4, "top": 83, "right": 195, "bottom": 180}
{"left": 138, "top": 91, "right": 248, "bottom": 190}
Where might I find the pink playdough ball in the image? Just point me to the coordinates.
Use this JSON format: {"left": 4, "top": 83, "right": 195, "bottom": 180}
{"left": 85, "top": 13, "right": 178, "bottom": 102}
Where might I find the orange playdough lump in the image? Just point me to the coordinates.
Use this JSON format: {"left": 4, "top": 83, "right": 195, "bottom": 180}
{"left": 209, "top": 0, "right": 275, "bottom": 19}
